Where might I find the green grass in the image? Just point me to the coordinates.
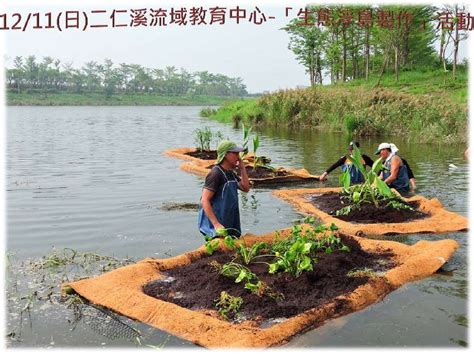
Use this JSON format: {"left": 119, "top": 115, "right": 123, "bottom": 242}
{"left": 7, "top": 92, "right": 241, "bottom": 106}
{"left": 204, "top": 70, "right": 468, "bottom": 144}
{"left": 206, "top": 99, "right": 261, "bottom": 122}
{"left": 344, "top": 68, "right": 468, "bottom": 104}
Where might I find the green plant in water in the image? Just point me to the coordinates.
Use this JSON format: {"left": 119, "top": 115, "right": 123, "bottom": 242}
{"left": 200, "top": 107, "right": 217, "bottom": 117}
{"left": 214, "top": 291, "right": 243, "bottom": 320}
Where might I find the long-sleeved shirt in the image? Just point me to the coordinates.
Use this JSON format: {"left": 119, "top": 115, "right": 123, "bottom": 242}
{"left": 325, "top": 154, "right": 374, "bottom": 174}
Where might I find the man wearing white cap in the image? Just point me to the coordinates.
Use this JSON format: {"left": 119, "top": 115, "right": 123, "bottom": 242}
{"left": 375, "top": 143, "right": 410, "bottom": 194}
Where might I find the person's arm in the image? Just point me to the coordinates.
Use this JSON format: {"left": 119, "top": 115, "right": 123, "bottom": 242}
{"left": 201, "top": 189, "right": 224, "bottom": 230}
{"left": 401, "top": 158, "right": 416, "bottom": 190}
{"left": 363, "top": 154, "right": 374, "bottom": 168}
{"left": 321, "top": 156, "right": 346, "bottom": 180}
{"left": 409, "top": 178, "right": 416, "bottom": 191}
{"left": 384, "top": 156, "right": 401, "bottom": 185}
{"left": 237, "top": 157, "right": 250, "bottom": 192}
{"left": 402, "top": 158, "right": 415, "bottom": 179}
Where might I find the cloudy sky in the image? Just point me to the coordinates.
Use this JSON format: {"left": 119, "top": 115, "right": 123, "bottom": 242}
{"left": 2, "top": 0, "right": 470, "bottom": 93}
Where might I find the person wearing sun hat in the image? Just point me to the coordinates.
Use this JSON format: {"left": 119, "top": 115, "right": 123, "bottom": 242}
{"left": 375, "top": 142, "right": 410, "bottom": 194}
{"left": 198, "top": 140, "right": 250, "bottom": 238}
{"left": 320, "top": 141, "right": 374, "bottom": 184}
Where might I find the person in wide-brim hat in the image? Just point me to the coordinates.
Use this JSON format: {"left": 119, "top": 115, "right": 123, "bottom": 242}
{"left": 198, "top": 140, "right": 250, "bottom": 238}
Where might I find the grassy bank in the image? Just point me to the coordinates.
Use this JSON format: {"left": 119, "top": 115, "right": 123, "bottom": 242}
{"left": 202, "top": 70, "right": 468, "bottom": 144}
{"left": 7, "top": 92, "right": 242, "bottom": 106}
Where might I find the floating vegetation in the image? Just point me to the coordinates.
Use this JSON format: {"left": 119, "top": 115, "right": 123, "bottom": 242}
{"left": 6, "top": 248, "right": 140, "bottom": 345}
{"left": 160, "top": 202, "right": 200, "bottom": 211}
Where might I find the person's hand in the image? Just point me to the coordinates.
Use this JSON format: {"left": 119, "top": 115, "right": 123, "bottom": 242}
{"left": 215, "top": 226, "right": 228, "bottom": 237}
{"left": 237, "top": 156, "right": 246, "bottom": 169}
{"left": 320, "top": 172, "right": 328, "bottom": 181}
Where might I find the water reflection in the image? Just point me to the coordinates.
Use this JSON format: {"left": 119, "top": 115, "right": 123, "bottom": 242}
{"left": 7, "top": 106, "right": 467, "bottom": 347}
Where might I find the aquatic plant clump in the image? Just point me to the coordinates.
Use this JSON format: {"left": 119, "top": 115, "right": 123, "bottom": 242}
{"left": 6, "top": 248, "right": 140, "bottom": 345}
{"left": 193, "top": 127, "right": 223, "bottom": 153}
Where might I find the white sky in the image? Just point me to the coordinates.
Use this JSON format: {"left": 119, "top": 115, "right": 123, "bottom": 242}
{"left": 2, "top": 0, "right": 469, "bottom": 93}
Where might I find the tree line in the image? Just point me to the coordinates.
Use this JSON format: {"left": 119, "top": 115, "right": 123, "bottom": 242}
{"left": 285, "top": 4, "right": 468, "bottom": 86}
{"left": 6, "top": 56, "right": 248, "bottom": 97}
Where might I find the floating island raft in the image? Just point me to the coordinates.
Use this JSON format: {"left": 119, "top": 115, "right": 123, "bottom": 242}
{"left": 64, "top": 225, "right": 458, "bottom": 348}
{"left": 272, "top": 187, "right": 468, "bottom": 237}
{"left": 164, "top": 147, "right": 320, "bottom": 185}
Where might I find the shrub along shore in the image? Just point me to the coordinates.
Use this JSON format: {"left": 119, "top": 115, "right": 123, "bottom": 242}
{"left": 202, "top": 70, "right": 468, "bottom": 144}
{"left": 7, "top": 92, "right": 242, "bottom": 106}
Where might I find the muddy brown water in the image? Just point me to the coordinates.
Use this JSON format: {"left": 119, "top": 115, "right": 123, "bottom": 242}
{"left": 6, "top": 106, "right": 468, "bottom": 348}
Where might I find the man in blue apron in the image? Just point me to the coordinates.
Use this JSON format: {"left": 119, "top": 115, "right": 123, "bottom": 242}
{"left": 320, "top": 141, "right": 374, "bottom": 184}
{"left": 375, "top": 142, "right": 410, "bottom": 194}
{"left": 198, "top": 140, "right": 250, "bottom": 238}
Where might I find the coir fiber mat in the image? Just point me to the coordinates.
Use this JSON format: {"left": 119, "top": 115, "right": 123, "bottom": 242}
{"left": 64, "top": 226, "right": 458, "bottom": 348}
{"left": 272, "top": 187, "right": 468, "bottom": 237}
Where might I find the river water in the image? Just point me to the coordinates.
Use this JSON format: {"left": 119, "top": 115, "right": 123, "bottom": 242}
{"left": 6, "top": 106, "right": 468, "bottom": 347}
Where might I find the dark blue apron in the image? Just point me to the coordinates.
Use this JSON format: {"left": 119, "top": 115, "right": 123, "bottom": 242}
{"left": 342, "top": 157, "right": 365, "bottom": 184}
{"left": 198, "top": 166, "right": 241, "bottom": 238}
{"left": 383, "top": 156, "right": 410, "bottom": 194}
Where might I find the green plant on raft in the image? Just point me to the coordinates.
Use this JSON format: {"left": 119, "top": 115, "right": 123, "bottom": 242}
{"left": 204, "top": 235, "right": 220, "bottom": 255}
{"left": 244, "top": 280, "right": 284, "bottom": 300}
{"left": 241, "top": 123, "right": 252, "bottom": 159}
{"left": 223, "top": 236, "right": 269, "bottom": 265}
{"left": 214, "top": 291, "right": 243, "bottom": 320}
{"left": 314, "top": 233, "right": 351, "bottom": 254}
{"left": 252, "top": 134, "right": 261, "bottom": 170}
{"left": 268, "top": 222, "right": 349, "bottom": 277}
{"left": 213, "top": 130, "right": 224, "bottom": 149}
{"left": 193, "top": 127, "right": 224, "bottom": 152}
{"left": 336, "top": 145, "right": 414, "bottom": 215}
{"left": 218, "top": 261, "right": 258, "bottom": 284}
{"left": 194, "top": 127, "right": 213, "bottom": 152}
{"left": 268, "top": 237, "right": 314, "bottom": 278}
{"left": 211, "top": 259, "right": 281, "bottom": 299}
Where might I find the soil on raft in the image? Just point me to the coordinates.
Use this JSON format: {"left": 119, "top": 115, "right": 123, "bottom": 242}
{"left": 143, "top": 235, "right": 396, "bottom": 323}
{"left": 241, "top": 165, "right": 289, "bottom": 179}
{"left": 185, "top": 150, "right": 217, "bottom": 160}
{"left": 309, "top": 192, "right": 428, "bottom": 224}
